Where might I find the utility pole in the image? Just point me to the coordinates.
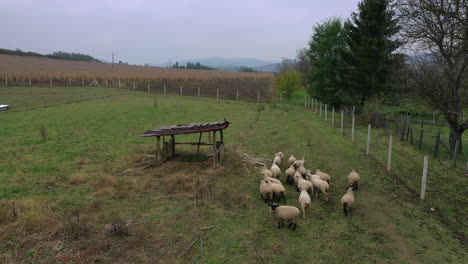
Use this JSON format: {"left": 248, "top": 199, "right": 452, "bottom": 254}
{"left": 112, "top": 52, "right": 114, "bottom": 68}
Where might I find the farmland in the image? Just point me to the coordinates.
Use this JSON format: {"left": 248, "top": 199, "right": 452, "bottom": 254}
{"left": 0, "top": 86, "right": 466, "bottom": 263}
{"left": 0, "top": 54, "right": 274, "bottom": 101}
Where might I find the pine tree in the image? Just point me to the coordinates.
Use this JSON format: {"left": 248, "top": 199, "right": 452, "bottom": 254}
{"left": 344, "top": 0, "right": 401, "bottom": 106}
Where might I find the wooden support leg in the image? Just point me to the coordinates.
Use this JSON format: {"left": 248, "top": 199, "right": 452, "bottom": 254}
{"left": 212, "top": 130, "right": 217, "bottom": 166}
{"left": 197, "top": 132, "right": 202, "bottom": 154}
{"left": 156, "top": 136, "right": 161, "bottom": 164}
{"left": 220, "top": 129, "right": 224, "bottom": 143}
{"left": 171, "top": 135, "right": 175, "bottom": 157}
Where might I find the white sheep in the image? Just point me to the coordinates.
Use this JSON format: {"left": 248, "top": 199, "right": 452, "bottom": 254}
{"left": 315, "top": 169, "right": 331, "bottom": 183}
{"left": 293, "top": 157, "right": 306, "bottom": 168}
{"left": 270, "top": 163, "right": 281, "bottom": 179}
{"left": 285, "top": 164, "right": 296, "bottom": 185}
{"left": 340, "top": 187, "right": 355, "bottom": 216}
{"left": 294, "top": 174, "right": 313, "bottom": 195}
{"left": 297, "top": 165, "right": 307, "bottom": 177}
{"left": 311, "top": 178, "right": 329, "bottom": 201}
{"left": 261, "top": 167, "right": 273, "bottom": 178}
{"left": 263, "top": 175, "right": 282, "bottom": 185}
{"left": 288, "top": 155, "right": 296, "bottom": 166}
{"left": 293, "top": 171, "right": 303, "bottom": 186}
{"left": 348, "top": 169, "right": 360, "bottom": 190}
{"left": 268, "top": 203, "right": 300, "bottom": 230}
{"left": 259, "top": 180, "right": 273, "bottom": 203}
{"left": 298, "top": 190, "right": 311, "bottom": 219}
{"left": 305, "top": 171, "right": 321, "bottom": 182}
{"left": 273, "top": 152, "right": 284, "bottom": 166}
{"left": 269, "top": 181, "right": 286, "bottom": 204}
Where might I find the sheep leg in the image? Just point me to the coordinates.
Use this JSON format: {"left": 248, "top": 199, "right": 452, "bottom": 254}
{"left": 292, "top": 223, "right": 297, "bottom": 231}
{"left": 277, "top": 222, "right": 281, "bottom": 229}
{"left": 343, "top": 203, "right": 348, "bottom": 216}
{"left": 282, "top": 194, "right": 286, "bottom": 204}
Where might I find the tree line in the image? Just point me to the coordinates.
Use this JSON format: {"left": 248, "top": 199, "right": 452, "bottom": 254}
{"left": 275, "top": 0, "right": 467, "bottom": 154}
{"left": 0, "top": 48, "right": 101, "bottom": 62}
{"left": 171, "top": 61, "right": 214, "bottom": 70}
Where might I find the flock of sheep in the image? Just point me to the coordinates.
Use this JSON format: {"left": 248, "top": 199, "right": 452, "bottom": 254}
{"left": 259, "top": 152, "right": 361, "bottom": 231}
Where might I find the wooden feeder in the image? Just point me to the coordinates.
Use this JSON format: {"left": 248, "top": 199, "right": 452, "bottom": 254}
{"left": 141, "top": 120, "right": 230, "bottom": 166}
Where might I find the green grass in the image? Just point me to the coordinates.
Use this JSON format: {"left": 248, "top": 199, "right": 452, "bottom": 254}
{"left": 0, "top": 87, "right": 466, "bottom": 263}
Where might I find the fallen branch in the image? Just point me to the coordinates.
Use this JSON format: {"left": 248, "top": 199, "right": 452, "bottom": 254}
{"left": 180, "top": 234, "right": 201, "bottom": 257}
{"left": 199, "top": 225, "right": 216, "bottom": 230}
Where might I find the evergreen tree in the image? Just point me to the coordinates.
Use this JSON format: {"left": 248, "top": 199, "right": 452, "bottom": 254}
{"left": 344, "top": 0, "right": 401, "bottom": 106}
{"left": 307, "top": 18, "right": 350, "bottom": 107}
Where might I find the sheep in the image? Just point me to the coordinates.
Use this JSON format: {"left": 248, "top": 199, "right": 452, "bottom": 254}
{"left": 298, "top": 190, "right": 311, "bottom": 219}
{"left": 340, "top": 187, "right": 355, "bottom": 216}
{"left": 315, "top": 169, "right": 331, "bottom": 183}
{"left": 348, "top": 169, "right": 360, "bottom": 190}
{"left": 293, "top": 157, "right": 306, "bottom": 168}
{"left": 269, "top": 181, "right": 286, "bottom": 204}
{"left": 270, "top": 163, "right": 281, "bottom": 179}
{"left": 288, "top": 155, "right": 296, "bottom": 166}
{"left": 297, "top": 165, "right": 307, "bottom": 177}
{"left": 263, "top": 175, "right": 282, "bottom": 185}
{"left": 294, "top": 173, "right": 313, "bottom": 195}
{"left": 261, "top": 167, "right": 273, "bottom": 178}
{"left": 293, "top": 171, "right": 303, "bottom": 186}
{"left": 306, "top": 172, "right": 321, "bottom": 182}
{"left": 268, "top": 203, "right": 300, "bottom": 230}
{"left": 273, "top": 152, "right": 285, "bottom": 166}
{"left": 311, "top": 178, "right": 329, "bottom": 201}
{"left": 259, "top": 180, "right": 273, "bottom": 203}
{"left": 285, "top": 164, "right": 296, "bottom": 185}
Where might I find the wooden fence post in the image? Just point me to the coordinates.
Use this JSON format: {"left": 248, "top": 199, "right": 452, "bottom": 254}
{"left": 217, "top": 88, "right": 219, "bottom": 102}
{"left": 258, "top": 91, "right": 260, "bottom": 103}
{"left": 69, "top": 78, "right": 72, "bottom": 86}
{"left": 351, "top": 116, "right": 355, "bottom": 142}
{"left": 279, "top": 94, "right": 282, "bottom": 103}
{"left": 5, "top": 77, "right": 7, "bottom": 87}
{"left": 421, "top": 156, "right": 428, "bottom": 200}
{"left": 198, "top": 87, "right": 200, "bottom": 97}
{"left": 147, "top": 84, "right": 150, "bottom": 93}
{"left": 164, "top": 85, "right": 166, "bottom": 95}
{"left": 452, "top": 140, "right": 460, "bottom": 167}
{"left": 82, "top": 78, "right": 85, "bottom": 86}
{"left": 180, "top": 85, "right": 182, "bottom": 96}
{"left": 105, "top": 80, "right": 108, "bottom": 88}
{"left": 433, "top": 111, "right": 436, "bottom": 125}
{"left": 133, "top": 82, "right": 136, "bottom": 91}
{"left": 118, "top": 80, "right": 121, "bottom": 88}
{"left": 325, "top": 104, "right": 328, "bottom": 121}
{"left": 304, "top": 97, "right": 307, "bottom": 108}
{"left": 340, "top": 110, "right": 344, "bottom": 134}
{"left": 236, "top": 89, "right": 239, "bottom": 101}
{"left": 434, "top": 128, "right": 440, "bottom": 157}
{"left": 366, "top": 124, "right": 371, "bottom": 154}
{"left": 320, "top": 102, "right": 322, "bottom": 117}
{"left": 387, "top": 135, "right": 393, "bottom": 172}
{"left": 315, "top": 99, "right": 318, "bottom": 113}
{"left": 332, "top": 107, "right": 335, "bottom": 127}
{"left": 28, "top": 77, "right": 31, "bottom": 86}
{"left": 418, "top": 126, "right": 424, "bottom": 150}
{"left": 50, "top": 77, "right": 52, "bottom": 87}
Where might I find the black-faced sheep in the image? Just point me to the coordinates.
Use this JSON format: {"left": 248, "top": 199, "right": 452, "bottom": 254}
{"left": 268, "top": 203, "right": 300, "bottom": 230}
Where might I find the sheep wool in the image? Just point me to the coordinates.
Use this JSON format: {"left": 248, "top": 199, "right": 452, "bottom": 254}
{"left": 268, "top": 204, "right": 301, "bottom": 231}
{"left": 298, "top": 191, "right": 311, "bottom": 219}
{"left": 285, "top": 164, "right": 296, "bottom": 185}
{"left": 288, "top": 155, "right": 296, "bottom": 166}
{"left": 259, "top": 180, "right": 273, "bottom": 203}
{"left": 271, "top": 163, "right": 281, "bottom": 179}
{"left": 261, "top": 168, "right": 273, "bottom": 178}
{"left": 340, "top": 187, "right": 355, "bottom": 216}
{"left": 269, "top": 181, "right": 286, "bottom": 204}
{"left": 311, "top": 178, "right": 329, "bottom": 201}
{"left": 263, "top": 175, "right": 282, "bottom": 185}
{"left": 348, "top": 169, "right": 360, "bottom": 190}
{"left": 315, "top": 169, "right": 331, "bottom": 183}
{"left": 294, "top": 174, "right": 313, "bottom": 195}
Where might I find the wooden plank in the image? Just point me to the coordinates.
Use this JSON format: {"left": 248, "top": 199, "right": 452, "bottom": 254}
{"left": 156, "top": 136, "right": 161, "bottom": 164}
{"left": 212, "top": 131, "right": 217, "bottom": 166}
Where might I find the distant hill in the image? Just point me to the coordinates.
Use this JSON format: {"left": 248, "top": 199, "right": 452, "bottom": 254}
{"left": 150, "top": 57, "right": 279, "bottom": 71}
{"left": 0, "top": 48, "right": 101, "bottom": 62}
{"left": 254, "top": 63, "right": 280, "bottom": 73}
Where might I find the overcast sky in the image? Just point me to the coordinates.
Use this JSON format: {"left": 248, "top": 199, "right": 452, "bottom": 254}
{"left": 2, "top": 0, "right": 360, "bottom": 65}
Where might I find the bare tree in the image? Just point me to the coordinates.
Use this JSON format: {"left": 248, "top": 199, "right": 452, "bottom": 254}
{"left": 276, "top": 57, "right": 297, "bottom": 73}
{"left": 296, "top": 48, "right": 311, "bottom": 89}
{"left": 396, "top": 0, "right": 468, "bottom": 154}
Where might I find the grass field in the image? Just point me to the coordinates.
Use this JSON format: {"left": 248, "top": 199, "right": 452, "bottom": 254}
{"left": 0, "top": 87, "right": 466, "bottom": 263}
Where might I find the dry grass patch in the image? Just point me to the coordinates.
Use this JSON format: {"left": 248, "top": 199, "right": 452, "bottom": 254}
{"left": 68, "top": 172, "right": 88, "bottom": 185}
